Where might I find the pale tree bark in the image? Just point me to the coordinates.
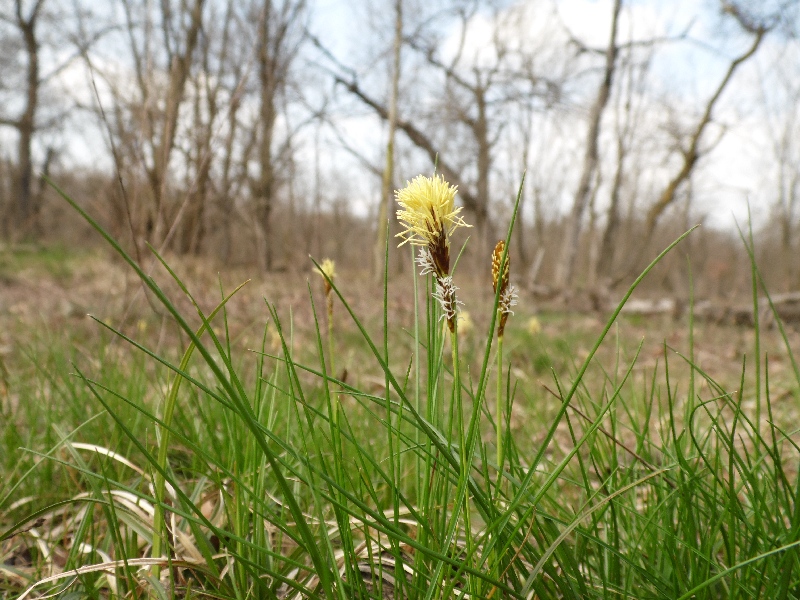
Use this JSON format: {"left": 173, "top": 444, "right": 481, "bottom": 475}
{"left": 178, "top": 0, "right": 240, "bottom": 255}
{"left": 595, "top": 128, "right": 625, "bottom": 280}
{"left": 584, "top": 167, "right": 603, "bottom": 290}
{"left": 250, "top": 0, "right": 305, "bottom": 271}
{"left": 777, "top": 141, "right": 800, "bottom": 289}
{"left": 515, "top": 105, "right": 535, "bottom": 271}
{"left": 149, "top": 0, "right": 205, "bottom": 244}
{"left": 767, "top": 68, "right": 800, "bottom": 288}
{"left": 373, "top": 0, "right": 403, "bottom": 282}
{"left": 0, "top": 158, "right": 9, "bottom": 237}
{"left": 116, "top": 0, "right": 205, "bottom": 245}
{"left": 596, "top": 41, "right": 649, "bottom": 280}
{"left": 555, "top": 0, "right": 621, "bottom": 288}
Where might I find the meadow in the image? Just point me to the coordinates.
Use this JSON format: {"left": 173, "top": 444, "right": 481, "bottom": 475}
{"left": 2, "top": 181, "right": 800, "bottom": 599}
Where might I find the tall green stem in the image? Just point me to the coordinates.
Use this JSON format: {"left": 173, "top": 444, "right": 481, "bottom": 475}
{"left": 151, "top": 288, "right": 245, "bottom": 582}
{"left": 326, "top": 292, "right": 335, "bottom": 386}
{"left": 451, "top": 324, "right": 473, "bottom": 585}
{"left": 496, "top": 332, "right": 504, "bottom": 483}
{"left": 412, "top": 245, "right": 421, "bottom": 494}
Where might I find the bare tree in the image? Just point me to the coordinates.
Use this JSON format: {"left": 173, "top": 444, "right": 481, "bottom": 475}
{"left": 151, "top": 0, "right": 204, "bottom": 244}
{"left": 0, "top": 0, "right": 103, "bottom": 239}
{"left": 248, "top": 0, "right": 306, "bottom": 271}
{"left": 0, "top": 0, "right": 46, "bottom": 238}
{"left": 641, "top": 4, "right": 767, "bottom": 240}
{"left": 211, "top": 2, "right": 250, "bottom": 263}
{"left": 95, "top": 0, "right": 205, "bottom": 247}
{"left": 554, "top": 0, "right": 621, "bottom": 289}
{"left": 177, "top": 0, "right": 243, "bottom": 255}
{"left": 595, "top": 35, "right": 654, "bottom": 280}
{"left": 403, "top": 4, "right": 511, "bottom": 246}
{"left": 316, "top": 2, "right": 562, "bottom": 250}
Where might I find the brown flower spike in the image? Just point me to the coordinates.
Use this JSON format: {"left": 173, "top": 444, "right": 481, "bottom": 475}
{"left": 492, "top": 241, "right": 510, "bottom": 296}
{"left": 492, "top": 240, "right": 517, "bottom": 338}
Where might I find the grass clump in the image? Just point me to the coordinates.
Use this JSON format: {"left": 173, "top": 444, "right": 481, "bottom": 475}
{"left": 1, "top": 176, "right": 800, "bottom": 599}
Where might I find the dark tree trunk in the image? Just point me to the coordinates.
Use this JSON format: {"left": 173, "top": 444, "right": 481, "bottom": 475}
{"left": 12, "top": 0, "right": 44, "bottom": 239}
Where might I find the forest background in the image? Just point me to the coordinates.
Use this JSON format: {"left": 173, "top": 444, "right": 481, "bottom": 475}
{"left": 4, "top": 3, "right": 800, "bottom": 596}
{"left": 1, "top": 0, "right": 799, "bottom": 304}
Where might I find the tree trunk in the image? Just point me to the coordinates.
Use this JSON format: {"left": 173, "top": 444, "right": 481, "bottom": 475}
{"left": 148, "top": 0, "right": 205, "bottom": 245}
{"left": 179, "top": 57, "right": 217, "bottom": 255}
{"left": 596, "top": 131, "right": 625, "bottom": 278}
{"left": 373, "top": 0, "right": 403, "bottom": 281}
{"left": 254, "top": 0, "right": 278, "bottom": 271}
{"left": 555, "top": 0, "right": 621, "bottom": 288}
{"left": 12, "top": 0, "right": 44, "bottom": 239}
{"left": 216, "top": 32, "right": 243, "bottom": 264}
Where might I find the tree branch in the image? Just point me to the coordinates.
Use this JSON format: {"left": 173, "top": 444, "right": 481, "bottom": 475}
{"left": 643, "top": 24, "right": 766, "bottom": 237}
{"left": 332, "top": 73, "right": 479, "bottom": 216}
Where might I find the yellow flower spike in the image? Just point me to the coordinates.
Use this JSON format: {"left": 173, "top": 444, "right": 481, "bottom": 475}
{"left": 526, "top": 316, "right": 541, "bottom": 335}
{"left": 395, "top": 174, "right": 470, "bottom": 277}
{"left": 457, "top": 310, "right": 474, "bottom": 335}
{"left": 315, "top": 257, "right": 337, "bottom": 377}
{"left": 316, "top": 258, "right": 336, "bottom": 294}
{"left": 317, "top": 258, "right": 336, "bottom": 280}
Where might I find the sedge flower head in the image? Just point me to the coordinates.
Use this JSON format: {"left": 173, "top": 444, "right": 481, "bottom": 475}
{"left": 526, "top": 316, "right": 542, "bottom": 335}
{"left": 491, "top": 240, "right": 518, "bottom": 338}
{"left": 432, "top": 275, "right": 463, "bottom": 333}
{"left": 499, "top": 285, "right": 518, "bottom": 316}
{"left": 497, "top": 285, "right": 518, "bottom": 338}
{"left": 492, "top": 240, "right": 510, "bottom": 295}
{"left": 415, "top": 247, "right": 437, "bottom": 276}
{"left": 396, "top": 174, "right": 470, "bottom": 277}
{"left": 316, "top": 258, "right": 336, "bottom": 294}
{"left": 457, "top": 310, "right": 474, "bottom": 335}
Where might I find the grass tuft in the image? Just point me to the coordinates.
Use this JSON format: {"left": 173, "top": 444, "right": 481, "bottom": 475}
{"left": 1, "top": 178, "right": 800, "bottom": 599}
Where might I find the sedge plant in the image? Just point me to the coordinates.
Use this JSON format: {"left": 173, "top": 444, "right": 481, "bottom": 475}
{"left": 490, "top": 239, "right": 517, "bottom": 488}
{"left": 315, "top": 258, "right": 337, "bottom": 382}
{"left": 5, "top": 173, "right": 800, "bottom": 600}
{"left": 395, "top": 173, "right": 475, "bottom": 595}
